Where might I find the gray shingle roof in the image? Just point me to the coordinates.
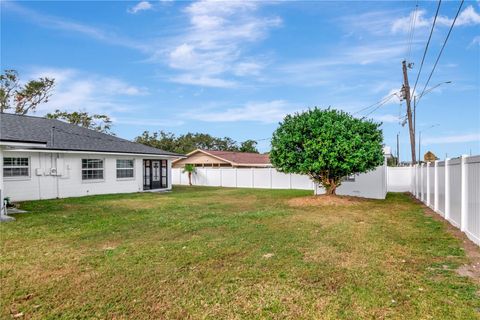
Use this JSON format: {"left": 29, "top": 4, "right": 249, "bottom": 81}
{"left": 0, "top": 113, "right": 183, "bottom": 157}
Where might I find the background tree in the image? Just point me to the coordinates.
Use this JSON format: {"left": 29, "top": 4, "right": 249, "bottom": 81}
{"left": 270, "top": 108, "right": 384, "bottom": 195}
{"left": 46, "top": 109, "right": 113, "bottom": 134}
{"left": 0, "top": 69, "right": 55, "bottom": 115}
{"left": 182, "top": 164, "right": 196, "bottom": 186}
{"left": 135, "top": 131, "right": 258, "bottom": 154}
{"left": 239, "top": 139, "right": 259, "bottom": 153}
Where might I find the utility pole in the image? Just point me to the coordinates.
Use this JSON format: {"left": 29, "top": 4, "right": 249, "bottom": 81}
{"left": 402, "top": 60, "right": 416, "bottom": 164}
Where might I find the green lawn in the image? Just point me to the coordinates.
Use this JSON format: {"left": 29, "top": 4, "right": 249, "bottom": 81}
{"left": 1, "top": 186, "right": 479, "bottom": 319}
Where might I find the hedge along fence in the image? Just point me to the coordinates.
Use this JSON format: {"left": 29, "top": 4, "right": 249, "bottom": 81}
{"left": 412, "top": 155, "right": 480, "bottom": 246}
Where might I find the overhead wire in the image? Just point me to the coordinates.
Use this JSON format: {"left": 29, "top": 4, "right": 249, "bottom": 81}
{"left": 416, "top": 0, "right": 464, "bottom": 108}
{"left": 411, "top": 0, "right": 442, "bottom": 99}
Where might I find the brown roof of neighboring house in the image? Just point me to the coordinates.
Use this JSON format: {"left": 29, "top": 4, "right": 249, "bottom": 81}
{"left": 201, "top": 149, "right": 270, "bottom": 165}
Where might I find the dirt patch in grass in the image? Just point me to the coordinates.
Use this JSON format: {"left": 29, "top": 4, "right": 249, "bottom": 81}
{"left": 287, "top": 195, "right": 365, "bottom": 207}
{"left": 413, "top": 196, "right": 480, "bottom": 284}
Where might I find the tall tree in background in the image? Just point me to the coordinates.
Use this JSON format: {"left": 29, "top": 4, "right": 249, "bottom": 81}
{"left": 46, "top": 110, "right": 113, "bottom": 134}
{"left": 0, "top": 69, "right": 55, "bottom": 115}
{"left": 239, "top": 139, "right": 259, "bottom": 153}
{"left": 135, "top": 131, "right": 259, "bottom": 154}
{"left": 270, "top": 108, "right": 384, "bottom": 195}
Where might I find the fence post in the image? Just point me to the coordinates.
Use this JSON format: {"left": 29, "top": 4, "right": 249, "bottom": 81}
{"left": 412, "top": 165, "right": 416, "bottom": 196}
{"left": 460, "top": 155, "right": 468, "bottom": 232}
{"left": 412, "top": 164, "right": 418, "bottom": 198}
{"left": 235, "top": 168, "right": 238, "bottom": 188}
{"left": 220, "top": 168, "right": 223, "bottom": 187}
{"left": 289, "top": 173, "right": 292, "bottom": 189}
{"left": 434, "top": 160, "right": 439, "bottom": 212}
{"left": 420, "top": 163, "right": 424, "bottom": 202}
{"left": 251, "top": 168, "right": 254, "bottom": 188}
{"left": 269, "top": 167, "right": 273, "bottom": 189}
{"left": 445, "top": 158, "right": 450, "bottom": 221}
{"left": 426, "top": 162, "right": 431, "bottom": 206}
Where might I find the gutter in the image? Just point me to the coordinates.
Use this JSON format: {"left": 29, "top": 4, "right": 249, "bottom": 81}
{"left": 2, "top": 148, "right": 185, "bottom": 159}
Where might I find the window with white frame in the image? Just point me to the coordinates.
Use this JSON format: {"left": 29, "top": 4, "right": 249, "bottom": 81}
{"left": 3, "top": 157, "right": 29, "bottom": 178}
{"left": 116, "top": 159, "right": 134, "bottom": 179}
{"left": 81, "top": 159, "right": 104, "bottom": 180}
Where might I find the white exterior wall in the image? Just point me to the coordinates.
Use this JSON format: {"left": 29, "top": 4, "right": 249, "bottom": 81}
{"left": 332, "top": 164, "right": 387, "bottom": 199}
{"left": 2, "top": 151, "right": 172, "bottom": 202}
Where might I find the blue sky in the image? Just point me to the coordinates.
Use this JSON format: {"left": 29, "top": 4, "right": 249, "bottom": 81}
{"left": 2, "top": 0, "right": 479, "bottom": 160}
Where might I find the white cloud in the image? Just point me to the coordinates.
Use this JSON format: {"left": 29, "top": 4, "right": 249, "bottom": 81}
{"left": 4, "top": 1, "right": 148, "bottom": 51}
{"left": 470, "top": 35, "right": 480, "bottom": 47}
{"left": 184, "top": 100, "right": 298, "bottom": 123}
{"left": 392, "top": 5, "right": 480, "bottom": 33}
{"left": 160, "top": 0, "right": 281, "bottom": 87}
{"left": 169, "top": 74, "right": 237, "bottom": 88}
{"left": 113, "top": 118, "right": 184, "bottom": 127}
{"left": 127, "top": 1, "right": 153, "bottom": 14}
{"left": 422, "top": 133, "right": 480, "bottom": 144}
{"left": 27, "top": 68, "right": 148, "bottom": 115}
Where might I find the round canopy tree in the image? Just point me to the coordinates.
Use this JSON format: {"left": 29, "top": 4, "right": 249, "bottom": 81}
{"left": 270, "top": 108, "right": 384, "bottom": 195}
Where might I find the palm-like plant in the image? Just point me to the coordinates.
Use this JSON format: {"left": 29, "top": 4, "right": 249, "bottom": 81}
{"left": 182, "top": 164, "right": 196, "bottom": 186}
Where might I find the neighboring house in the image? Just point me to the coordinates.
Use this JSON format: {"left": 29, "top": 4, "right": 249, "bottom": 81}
{"left": 172, "top": 149, "right": 271, "bottom": 168}
{"left": 0, "top": 113, "right": 184, "bottom": 207}
{"left": 423, "top": 151, "right": 438, "bottom": 162}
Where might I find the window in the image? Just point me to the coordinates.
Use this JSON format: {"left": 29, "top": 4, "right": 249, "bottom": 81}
{"left": 82, "top": 159, "right": 104, "bottom": 180}
{"left": 116, "top": 159, "right": 134, "bottom": 179}
{"left": 3, "top": 157, "right": 29, "bottom": 178}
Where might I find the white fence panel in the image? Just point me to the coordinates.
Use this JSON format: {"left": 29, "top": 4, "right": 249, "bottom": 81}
{"left": 448, "top": 159, "right": 462, "bottom": 228}
{"left": 206, "top": 169, "right": 221, "bottom": 186}
{"left": 271, "top": 170, "right": 291, "bottom": 189}
{"left": 291, "top": 174, "right": 314, "bottom": 190}
{"left": 437, "top": 162, "right": 445, "bottom": 216}
{"left": 421, "top": 164, "right": 427, "bottom": 202}
{"left": 410, "top": 155, "right": 480, "bottom": 246}
{"left": 387, "top": 167, "right": 412, "bottom": 192}
{"left": 429, "top": 163, "right": 435, "bottom": 208}
{"left": 236, "top": 168, "right": 254, "bottom": 188}
{"left": 466, "top": 156, "right": 480, "bottom": 244}
{"left": 253, "top": 168, "right": 271, "bottom": 189}
{"left": 221, "top": 169, "right": 236, "bottom": 187}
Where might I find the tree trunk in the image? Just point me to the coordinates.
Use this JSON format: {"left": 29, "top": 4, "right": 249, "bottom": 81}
{"left": 188, "top": 172, "right": 192, "bottom": 186}
{"left": 323, "top": 178, "right": 338, "bottom": 195}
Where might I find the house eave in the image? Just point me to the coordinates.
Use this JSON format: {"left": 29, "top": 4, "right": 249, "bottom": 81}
{"left": 2, "top": 148, "right": 185, "bottom": 159}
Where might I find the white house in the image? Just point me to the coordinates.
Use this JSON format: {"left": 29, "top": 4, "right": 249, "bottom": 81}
{"left": 0, "top": 113, "right": 184, "bottom": 212}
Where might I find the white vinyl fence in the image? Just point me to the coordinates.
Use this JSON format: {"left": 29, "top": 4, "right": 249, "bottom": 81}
{"left": 412, "top": 155, "right": 480, "bottom": 246}
{"left": 172, "top": 167, "right": 315, "bottom": 190}
{"left": 172, "top": 164, "right": 387, "bottom": 199}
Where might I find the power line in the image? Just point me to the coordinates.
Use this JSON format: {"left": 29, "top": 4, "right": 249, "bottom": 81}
{"left": 352, "top": 93, "right": 397, "bottom": 116}
{"left": 417, "top": 0, "right": 464, "bottom": 107}
{"left": 406, "top": 1, "right": 419, "bottom": 61}
{"left": 361, "top": 94, "right": 397, "bottom": 118}
{"left": 411, "top": 0, "right": 442, "bottom": 98}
